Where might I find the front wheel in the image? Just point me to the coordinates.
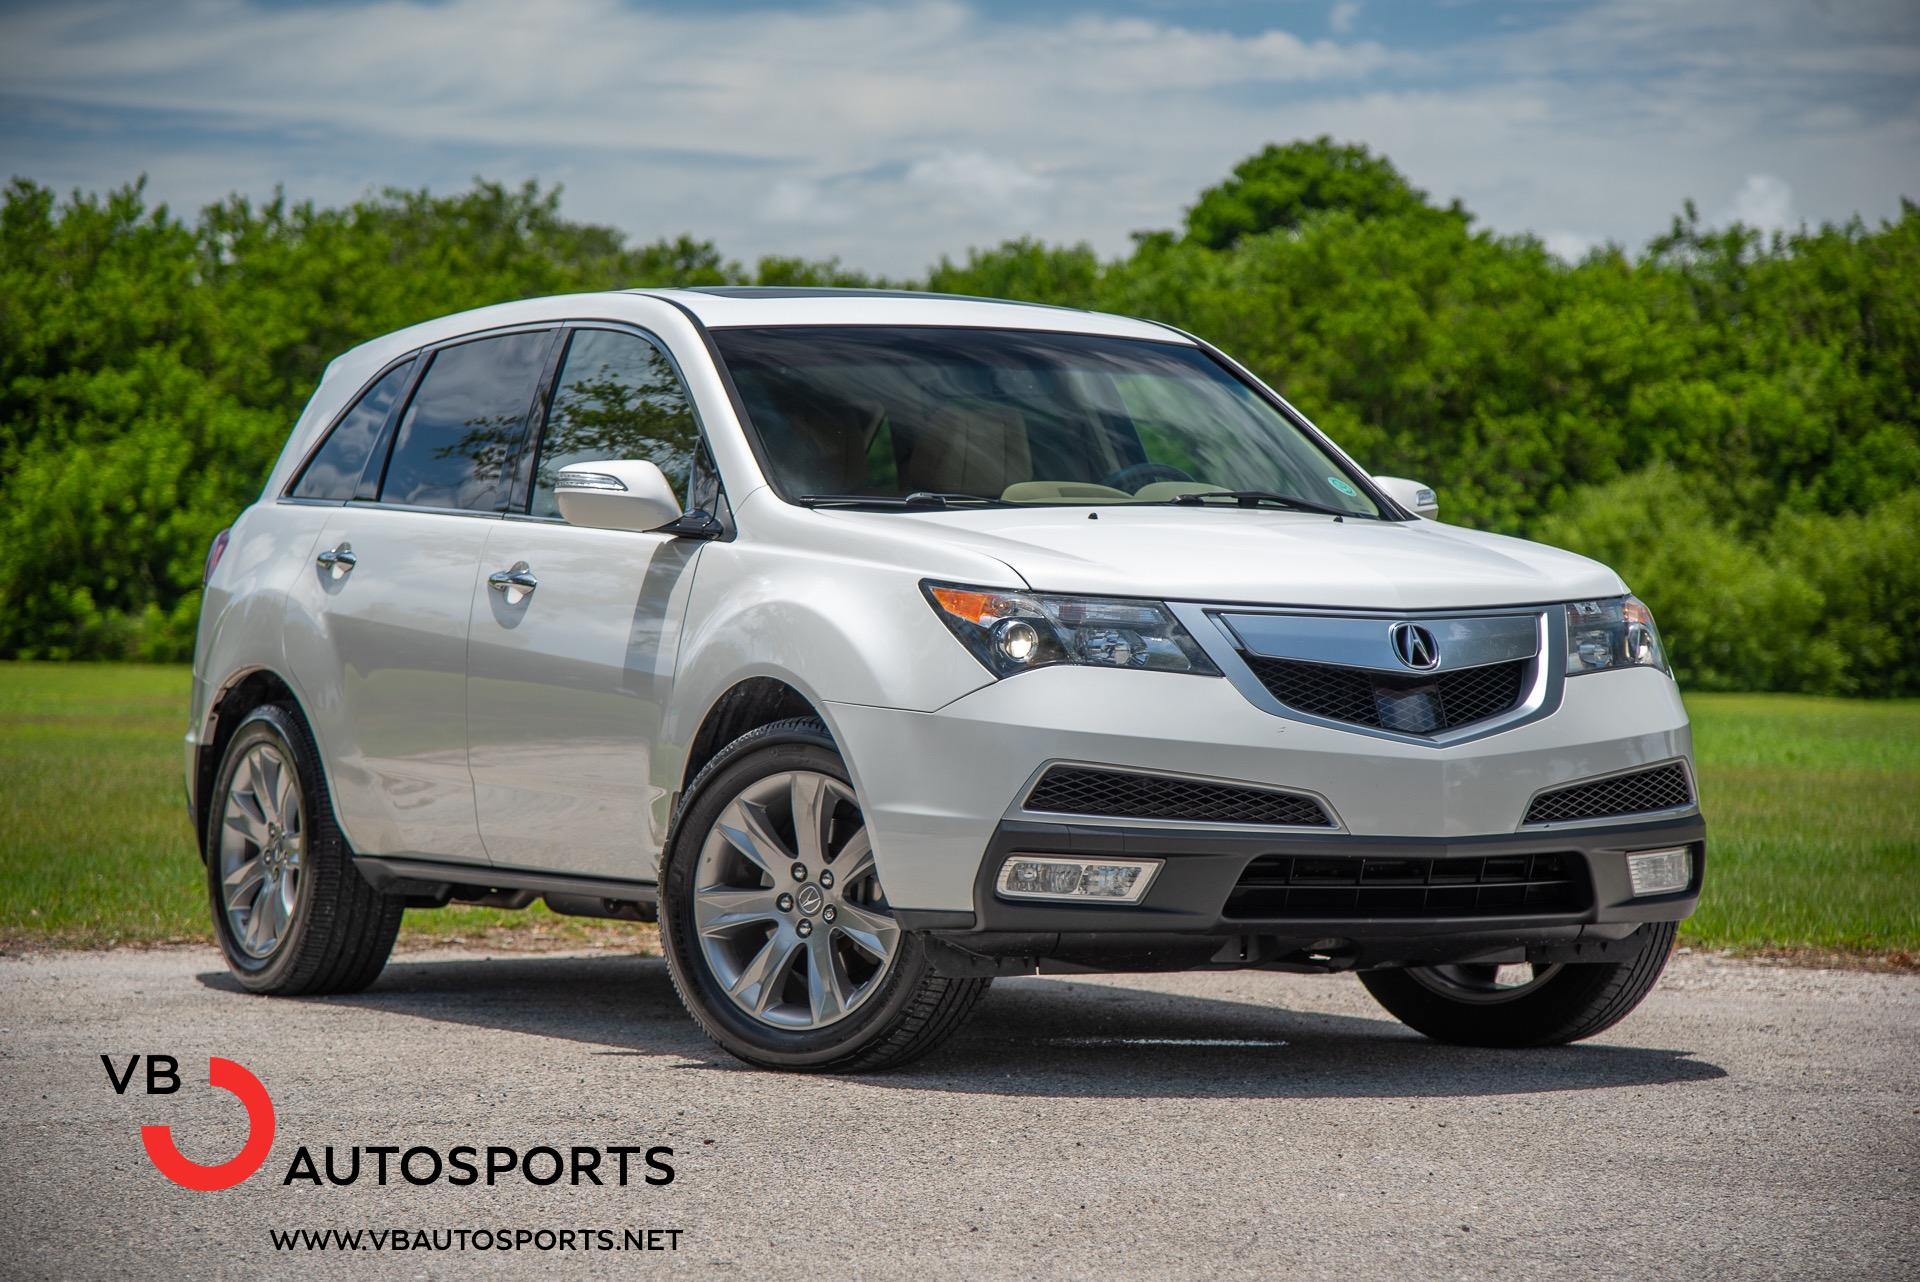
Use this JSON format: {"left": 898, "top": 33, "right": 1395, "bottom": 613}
{"left": 1357, "top": 922, "right": 1678, "bottom": 1047}
{"left": 658, "top": 718, "right": 989, "bottom": 1072}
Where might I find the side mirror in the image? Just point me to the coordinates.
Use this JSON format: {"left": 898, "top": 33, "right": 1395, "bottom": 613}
{"left": 555, "top": 460, "right": 682, "bottom": 532}
{"left": 1374, "top": 475, "right": 1439, "bottom": 520}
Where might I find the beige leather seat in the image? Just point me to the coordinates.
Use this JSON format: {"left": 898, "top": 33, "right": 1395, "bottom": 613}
{"left": 905, "top": 403, "right": 1032, "bottom": 497}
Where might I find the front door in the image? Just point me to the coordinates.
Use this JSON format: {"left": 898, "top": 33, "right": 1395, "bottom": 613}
{"left": 466, "top": 523, "right": 702, "bottom": 876}
{"left": 465, "top": 325, "right": 709, "bottom": 879}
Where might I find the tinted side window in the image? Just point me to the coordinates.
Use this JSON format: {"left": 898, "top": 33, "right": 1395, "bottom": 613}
{"left": 379, "top": 331, "right": 553, "bottom": 511}
{"left": 529, "top": 329, "right": 700, "bottom": 519}
{"left": 290, "top": 359, "right": 414, "bottom": 501}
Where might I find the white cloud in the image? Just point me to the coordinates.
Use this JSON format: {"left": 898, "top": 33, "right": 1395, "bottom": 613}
{"left": 1329, "top": 2, "right": 1361, "bottom": 37}
{"left": 906, "top": 151, "right": 1049, "bottom": 209}
{"left": 766, "top": 179, "right": 853, "bottom": 228}
{"left": 1542, "top": 230, "right": 1601, "bottom": 262}
{"left": 1718, "top": 174, "right": 1796, "bottom": 233}
{"left": 0, "top": 0, "right": 1912, "bottom": 274}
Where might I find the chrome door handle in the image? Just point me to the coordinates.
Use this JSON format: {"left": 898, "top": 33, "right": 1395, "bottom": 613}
{"left": 316, "top": 542, "right": 357, "bottom": 577}
{"left": 488, "top": 561, "right": 538, "bottom": 598}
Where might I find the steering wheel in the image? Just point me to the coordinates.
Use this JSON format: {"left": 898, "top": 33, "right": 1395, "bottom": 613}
{"left": 1101, "top": 462, "right": 1194, "bottom": 493}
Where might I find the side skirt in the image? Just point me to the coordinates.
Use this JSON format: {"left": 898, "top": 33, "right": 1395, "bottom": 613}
{"left": 353, "top": 856, "right": 659, "bottom": 923}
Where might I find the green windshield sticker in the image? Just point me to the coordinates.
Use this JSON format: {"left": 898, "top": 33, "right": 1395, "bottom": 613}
{"left": 1326, "top": 476, "right": 1358, "bottom": 497}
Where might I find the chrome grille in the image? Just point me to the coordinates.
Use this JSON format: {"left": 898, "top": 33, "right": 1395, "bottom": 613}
{"left": 1024, "top": 767, "right": 1332, "bottom": 827}
{"left": 1524, "top": 763, "right": 1693, "bottom": 824}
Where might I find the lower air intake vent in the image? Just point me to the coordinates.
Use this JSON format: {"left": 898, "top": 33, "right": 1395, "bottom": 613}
{"left": 1525, "top": 763, "right": 1694, "bottom": 824}
{"left": 1242, "top": 655, "right": 1527, "bottom": 735}
{"left": 1225, "top": 852, "right": 1590, "bottom": 919}
{"left": 1024, "top": 767, "right": 1332, "bottom": 827}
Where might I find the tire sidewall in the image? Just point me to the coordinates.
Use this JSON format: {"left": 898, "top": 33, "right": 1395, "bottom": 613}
{"left": 205, "top": 706, "right": 323, "bottom": 991}
{"left": 659, "top": 724, "right": 935, "bottom": 1068}
{"left": 1360, "top": 924, "right": 1677, "bottom": 1047}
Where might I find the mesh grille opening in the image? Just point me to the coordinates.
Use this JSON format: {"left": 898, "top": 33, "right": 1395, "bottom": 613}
{"left": 1242, "top": 655, "right": 1527, "bottom": 734}
{"left": 1224, "top": 852, "right": 1590, "bottom": 919}
{"left": 1024, "top": 767, "right": 1332, "bottom": 827}
{"left": 1524, "top": 763, "right": 1693, "bottom": 824}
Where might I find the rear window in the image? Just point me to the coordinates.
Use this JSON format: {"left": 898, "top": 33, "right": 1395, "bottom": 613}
{"left": 378, "top": 330, "right": 553, "bottom": 512}
{"left": 289, "top": 359, "right": 414, "bottom": 501}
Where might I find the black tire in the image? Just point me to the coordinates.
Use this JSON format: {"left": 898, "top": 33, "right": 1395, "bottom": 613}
{"left": 205, "top": 704, "right": 403, "bottom": 995}
{"left": 658, "top": 718, "right": 990, "bottom": 1072}
{"left": 1357, "top": 922, "right": 1678, "bottom": 1048}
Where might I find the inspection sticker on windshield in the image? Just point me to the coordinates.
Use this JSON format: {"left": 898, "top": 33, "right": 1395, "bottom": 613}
{"left": 1325, "top": 476, "right": 1358, "bottom": 496}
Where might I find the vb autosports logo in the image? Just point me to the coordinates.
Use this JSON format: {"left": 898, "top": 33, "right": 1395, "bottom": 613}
{"left": 103, "top": 1053, "right": 674, "bottom": 1192}
{"left": 105, "top": 1054, "right": 275, "bottom": 1191}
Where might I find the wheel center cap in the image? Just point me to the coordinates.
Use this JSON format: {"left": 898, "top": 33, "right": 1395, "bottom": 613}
{"left": 796, "top": 884, "right": 825, "bottom": 916}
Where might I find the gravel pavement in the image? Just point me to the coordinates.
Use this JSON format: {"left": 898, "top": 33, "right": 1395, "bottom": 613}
{"left": 0, "top": 945, "right": 1914, "bottom": 1280}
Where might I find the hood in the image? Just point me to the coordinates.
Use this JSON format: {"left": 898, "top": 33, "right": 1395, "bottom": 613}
{"left": 877, "top": 506, "right": 1626, "bottom": 610}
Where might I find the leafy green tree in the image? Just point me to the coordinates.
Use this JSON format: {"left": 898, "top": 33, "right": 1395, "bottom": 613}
{"left": 1, "top": 159, "right": 1914, "bottom": 693}
{"left": 926, "top": 238, "right": 1103, "bottom": 308}
{"left": 1182, "top": 137, "right": 1464, "bottom": 250}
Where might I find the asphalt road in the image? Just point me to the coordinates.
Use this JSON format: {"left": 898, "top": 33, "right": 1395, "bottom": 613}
{"left": 0, "top": 945, "right": 1913, "bottom": 1280}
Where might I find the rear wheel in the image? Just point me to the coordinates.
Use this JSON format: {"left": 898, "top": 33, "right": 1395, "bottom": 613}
{"left": 1357, "top": 923, "right": 1678, "bottom": 1047}
{"left": 659, "top": 719, "right": 989, "bottom": 1071}
{"left": 207, "top": 704, "right": 402, "bottom": 995}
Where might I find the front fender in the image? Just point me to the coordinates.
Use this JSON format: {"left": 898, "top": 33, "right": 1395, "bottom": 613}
{"left": 659, "top": 535, "right": 1010, "bottom": 843}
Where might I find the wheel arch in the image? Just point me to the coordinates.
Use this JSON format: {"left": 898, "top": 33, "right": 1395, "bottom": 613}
{"left": 676, "top": 676, "right": 825, "bottom": 805}
{"left": 193, "top": 667, "right": 310, "bottom": 861}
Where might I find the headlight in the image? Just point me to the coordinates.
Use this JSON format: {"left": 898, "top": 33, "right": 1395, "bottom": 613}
{"left": 1565, "top": 595, "right": 1667, "bottom": 675}
{"left": 924, "top": 582, "right": 1221, "bottom": 678}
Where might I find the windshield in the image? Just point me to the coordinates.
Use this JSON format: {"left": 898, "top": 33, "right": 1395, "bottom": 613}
{"left": 710, "top": 326, "right": 1384, "bottom": 517}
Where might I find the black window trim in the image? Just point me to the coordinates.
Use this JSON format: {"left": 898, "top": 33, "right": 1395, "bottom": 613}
{"left": 362, "top": 323, "right": 565, "bottom": 514}
{"left": 279, "top": 352, "right": 424, "bottom": 505}
{"left": 501, "top": 317, "right": 733, "bottom": 539}
{"left": 278, "top": 314, "right": 734, "bottom": 538}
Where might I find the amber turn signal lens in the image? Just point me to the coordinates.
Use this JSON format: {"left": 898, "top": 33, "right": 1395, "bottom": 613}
{"left": 929, "top": 586, "right": 1001, "bottom": 625}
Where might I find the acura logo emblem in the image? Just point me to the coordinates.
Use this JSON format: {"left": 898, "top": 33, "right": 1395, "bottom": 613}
{"left": 1390, "top": 622, "right": 1441, "bottom": 670}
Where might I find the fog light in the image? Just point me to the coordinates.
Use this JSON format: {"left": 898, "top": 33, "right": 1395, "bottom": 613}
{"left": 1627, "top": 847, "right": 1692, "bottom": 897}
{"left": 996, "top": 856, "right": 1162, "bottom": 903}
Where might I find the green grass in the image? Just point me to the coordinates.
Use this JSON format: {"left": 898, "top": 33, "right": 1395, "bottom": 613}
{"left": 1681, "top": 693, "right": 1918, "bottom": 954}
{"left": 0, "top": 662, "right": 624, "bottom": 948}
{"left": 0, "top": 662, "right": 1914, "bottom": 955}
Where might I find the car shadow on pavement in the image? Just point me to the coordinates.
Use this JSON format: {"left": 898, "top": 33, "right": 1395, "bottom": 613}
{"left": 198, "top": 952, "right": 1726, "bottom": 1100}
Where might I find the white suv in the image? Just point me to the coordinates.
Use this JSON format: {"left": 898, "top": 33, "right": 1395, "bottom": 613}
{"left": 188, "top": 288, "right": 1703, "bottom": 1070}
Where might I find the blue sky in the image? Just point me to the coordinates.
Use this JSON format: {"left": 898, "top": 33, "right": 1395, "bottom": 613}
{"left": 1, "top": 0, "right": 1915, "bottom": 273}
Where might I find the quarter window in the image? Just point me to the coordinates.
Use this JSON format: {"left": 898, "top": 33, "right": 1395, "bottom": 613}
{"left": 289, "top": 359, "right": 414, "bottom": 501}
{"left": 529, "top": 329, "right": 700, "bottom": 519}
{"left": 378, "top": 330, "right": 553, "bottom": 512}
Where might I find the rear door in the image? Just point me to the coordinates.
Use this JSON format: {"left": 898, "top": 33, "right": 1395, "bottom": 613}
{"left": 465, "top": 325, "right": 712, "bottom": 879}
{"left": 285, "top": 326, "right": 558, "bottom": 863}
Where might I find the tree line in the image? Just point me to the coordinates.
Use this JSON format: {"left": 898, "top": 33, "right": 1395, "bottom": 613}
{"left": 2, "top": 140, "right": 1915, "bottom": 693}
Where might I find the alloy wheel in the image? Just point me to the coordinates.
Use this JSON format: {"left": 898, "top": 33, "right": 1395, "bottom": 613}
{"left": 693, "top": 770, "right": 900, "bottom": 1029}
{"left": 217, "top": 743, "right": 304, "bottom": 959}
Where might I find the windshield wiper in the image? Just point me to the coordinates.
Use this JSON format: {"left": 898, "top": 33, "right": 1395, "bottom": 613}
{"left": 1166, "top": 490, "right": 1356, "bottom": 519}
{"left": 797, "top": 491, "right": 1012, "bottom": 509}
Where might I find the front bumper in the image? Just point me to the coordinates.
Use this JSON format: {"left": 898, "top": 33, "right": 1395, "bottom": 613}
{"left": 899, "top": 811, "right": 1703, "bottom": 972}
{"left": 826, "top": 662, "right": 1695, "bottom": 917}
